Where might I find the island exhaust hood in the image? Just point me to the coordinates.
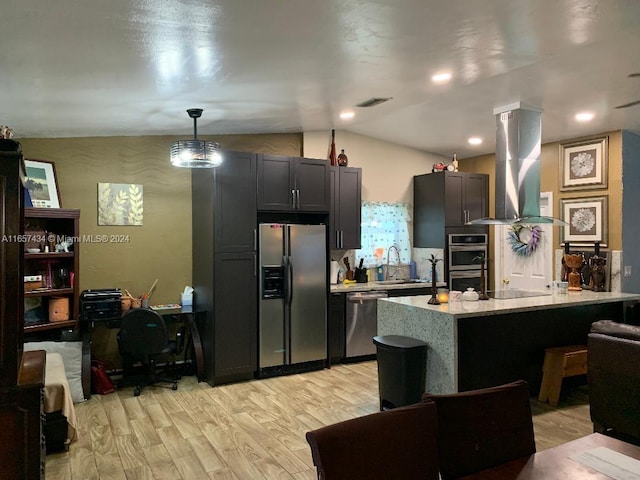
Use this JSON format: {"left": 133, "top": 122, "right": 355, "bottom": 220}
{"left": 468, "top": 102, "right": 566, "bottom": 226}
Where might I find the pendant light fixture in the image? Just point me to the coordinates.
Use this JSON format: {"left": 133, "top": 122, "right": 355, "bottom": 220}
{"left": 170, "top": 108, "right": 223, "bottom": 168}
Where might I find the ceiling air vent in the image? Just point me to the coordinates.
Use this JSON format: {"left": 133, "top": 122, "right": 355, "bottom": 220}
{"left": 614, "top": 73, "right": 640, "bottom": 109}
{"left": 356, "top": 97, "right": 392, "bottom": 108}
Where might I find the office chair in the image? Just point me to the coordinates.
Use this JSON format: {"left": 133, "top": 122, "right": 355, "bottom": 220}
{"left": 117, "top": 308, "right": 183, "bottom": 396}
{"left": 305, "top": 400, "right": 440, "bottom": 480}
{"left": 422, "top": 380, "right": 536, "bottom": 479}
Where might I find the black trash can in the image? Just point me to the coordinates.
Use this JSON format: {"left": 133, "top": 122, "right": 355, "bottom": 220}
{"left": 373, "top": 335, "right": 428, "bottom": 410}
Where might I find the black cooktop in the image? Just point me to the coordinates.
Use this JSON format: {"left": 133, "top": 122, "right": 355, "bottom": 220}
{"left": 487, "top": 289, "right": 551, "bottom": 300}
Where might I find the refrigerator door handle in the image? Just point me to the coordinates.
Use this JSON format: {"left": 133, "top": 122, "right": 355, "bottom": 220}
{"left": 288, "top": 258, "right": 294, "bottom": 305}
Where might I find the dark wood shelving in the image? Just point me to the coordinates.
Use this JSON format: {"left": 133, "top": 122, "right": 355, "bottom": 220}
{"left": 24, "top": 252, "right": 74, "bottom": 260}
{"left": 24, "top": 319, "right": 77, "bottom": 333}
{"left": 24, "top": 287, "right": 74, "bottom": 298}
{"left": 24, "top": 207, "right": 80, "bottom": 336}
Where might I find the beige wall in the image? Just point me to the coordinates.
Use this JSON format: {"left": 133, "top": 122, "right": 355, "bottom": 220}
{"left": 304, "top": 131, "right": 447, "bottom": 204}
{"left": 460, "top": 130, "right": 623, "bottom": 250}
{"left": 20, "top": 133, "right": 302, "bottom": 305}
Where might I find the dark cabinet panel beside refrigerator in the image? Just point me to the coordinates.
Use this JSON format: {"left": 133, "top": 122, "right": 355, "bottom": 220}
{"left": 192, "top": 150, "right": 258, "bottom": 386}
{"left": 259, "top": 223, "right": 327, "bottom": 373}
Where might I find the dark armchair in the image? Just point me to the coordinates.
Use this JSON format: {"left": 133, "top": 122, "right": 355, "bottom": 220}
{"left": 117, "top": 308, "right": 183, "bottom": 396}
{"left": 588, "top": 319, "right": 640, "bottom": 444}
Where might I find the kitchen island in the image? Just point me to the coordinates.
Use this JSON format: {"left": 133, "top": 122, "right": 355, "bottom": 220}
{"left": 378, "top": 291, "right": 640, "bottom": 394}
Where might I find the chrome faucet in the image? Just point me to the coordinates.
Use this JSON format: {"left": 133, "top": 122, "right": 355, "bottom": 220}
{"left": 386, "top": 245, "right": 401, "bottom": 280}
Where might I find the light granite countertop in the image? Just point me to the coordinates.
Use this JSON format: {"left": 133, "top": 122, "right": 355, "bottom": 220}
{"left": 380, "top": 290, "right": 640, "bottom": 318}
{"left": 377, "top": 289, "right": 640, "bottom": 394}
{"left": 330, "top": 280, "right": 446, "bottom": 293}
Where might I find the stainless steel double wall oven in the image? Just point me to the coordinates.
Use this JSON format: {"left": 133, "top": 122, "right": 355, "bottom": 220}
{"left": 447, "top": 233, "right": 487, "bottom": 292}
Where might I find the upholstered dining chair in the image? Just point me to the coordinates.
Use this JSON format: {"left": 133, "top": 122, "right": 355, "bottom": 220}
{"left": 422, "top": 380, "right": 536, "bottom": 479}
{"left": 305, "top": 399, "right": 439, "bottom": 480}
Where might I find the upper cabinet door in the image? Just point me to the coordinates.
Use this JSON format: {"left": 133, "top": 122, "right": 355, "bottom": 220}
{"left": 463, "top": 174, "right": 488, "bottom": 222}
{"left": 335, "top": 167, "right": 362, "bottom": 249}
{"left": 257, "top": 154, "right": 295, "bottom": 211}
{"left": 215, "top": 151, "right": 257, "bottom": 253}
{"left": 294, "top": 158, "right": 330, "bottom": 212}
{"left": 257, "top": 155, "right": 329, "bottom": 212}
{"left": 444, "top": 173, "right": 465, "bottom": 226}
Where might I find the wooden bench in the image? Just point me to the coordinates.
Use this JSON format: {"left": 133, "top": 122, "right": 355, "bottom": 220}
{"left": 538, "top": 345, "right": 588, "bottom": 406}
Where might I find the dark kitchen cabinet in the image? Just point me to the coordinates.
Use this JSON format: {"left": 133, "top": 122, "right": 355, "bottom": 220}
{"left": 414, "top": 171, "right": 489, "bottom": 248}
{"left": 214, "top": 151, "right": 257, "bottom": 253}
{"left": 328, "top": 293, "right": 346, "bottom": 364}
{"left": 257, "top": 154, "right": 330, "bottom": 212}
{"left": 192, "top": 150, "right": 258, "bottom": 385}
{"left": 212, "top": 253, "right": 257, "bottom": 382}
{"left": 329, "top": 166, "right": 362, "bottom": 249}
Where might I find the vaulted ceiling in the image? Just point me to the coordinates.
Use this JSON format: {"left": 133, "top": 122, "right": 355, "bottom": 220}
{"left": 3, "top": 0, "right": 640, "bottom": 158}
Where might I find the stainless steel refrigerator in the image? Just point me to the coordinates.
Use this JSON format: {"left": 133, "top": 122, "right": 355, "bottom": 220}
{"left": 259, "top": 223, "right": 327, "bottom": 370}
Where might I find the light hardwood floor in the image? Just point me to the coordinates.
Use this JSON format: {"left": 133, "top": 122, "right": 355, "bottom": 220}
{"left": 46, "top": 361, "right": 593, "bottom": 479}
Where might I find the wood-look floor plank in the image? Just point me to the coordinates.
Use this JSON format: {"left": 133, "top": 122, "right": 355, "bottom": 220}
{"left": 48, "top": 361, "right": 596, "bottom": 480}
{"left": 145, "top": 403, "right": 173, "bottom": 429}
{"left": 141, "top": 444, "right": 181, "bottom": 480}
{"left": 114, "top": 434, "right": 147, "bottom": 471}
{"left": 232, "top": 412, "right": 310, "bottom": 474}
{"left": 129, "top": 417, "right": 163, "bottom": 448}
{"left": 186, "top": 435, "right": 226, "bottom": 473}
{"left": 94, "top": 452, "right": 128, "bottom": 480}
{"left": 108, "top": 407, "right": 132, "bottom": 436}
{"left": 173, "top": 451, "right": 209, "bottom": 480}
{"left": 157, "top": 425, "right": 197, "bottom": 461}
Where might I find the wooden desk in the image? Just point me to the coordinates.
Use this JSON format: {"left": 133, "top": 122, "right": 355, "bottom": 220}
{"left": 152, "top": 306, "right": 206, "bottom": 383}
{"left": 461, "top": 433, "right": 640, "bottom": 479}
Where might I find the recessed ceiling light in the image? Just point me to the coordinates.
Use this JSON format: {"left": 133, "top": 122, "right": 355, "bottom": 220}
{"left": 575, "top": 112, "right": 594, "bottom": 122}
{"left": 468, "top": 137, "right": 483, "bottom": 145}
{"left": 432, "top": 72, "right": 452, "bottom": 84}
{"left": 340, "top": 111, "right": 355, "bottom": 120}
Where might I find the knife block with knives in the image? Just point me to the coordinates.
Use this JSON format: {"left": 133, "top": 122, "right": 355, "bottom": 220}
{"left": 343, "top": 257, "right": 355, "bottom": 281}
{"left": 354, "top": 258, "right": 368, "bottom": 283}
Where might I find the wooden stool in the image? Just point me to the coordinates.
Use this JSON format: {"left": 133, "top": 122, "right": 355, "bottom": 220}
{"left": 538, "top": 345, "right": 588, "bottom": 406}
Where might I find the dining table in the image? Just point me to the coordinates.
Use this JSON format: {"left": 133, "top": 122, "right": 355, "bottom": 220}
{"left": 461, "top": 433, "right": 640, "bottom": 479}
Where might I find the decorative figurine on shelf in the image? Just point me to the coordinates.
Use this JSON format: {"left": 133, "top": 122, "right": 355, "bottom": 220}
{"left": 428, "top": 254, "right": 441, "bottom": 305}
{"left": 564, "top": 253, "right": 585, "bottom": 291}
{"left": 337, "top": 149, "right": 348, "bottom": 166}
{"left": 589, "top": 242, "right": 607, "bottom": 292}
{"left": 561, "top": 242, "right": 570, "bottom": 281}
{"left": 473, "top": 253, "right": 489, "bottom": 300}
{"left": 328, "top": 129, "right": 337, "bottom": 166}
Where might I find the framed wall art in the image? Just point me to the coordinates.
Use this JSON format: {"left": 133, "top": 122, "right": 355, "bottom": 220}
{"left": 560, "top": 195, "right": 608, "bottom": 247}
{"left": 24, "top": 159, "right": 61, "bottom": 208}
{"left": 559, "top": 136, "right": 608, "bottom": 191}
{"left": 98, "top": 183, "right": 143, "bottom": 225}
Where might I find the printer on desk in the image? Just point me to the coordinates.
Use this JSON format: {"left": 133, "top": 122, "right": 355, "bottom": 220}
{"left": 80, "top": 289, "right": 122, "bottom": 327}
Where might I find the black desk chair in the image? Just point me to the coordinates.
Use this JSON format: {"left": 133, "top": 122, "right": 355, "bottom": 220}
{"left": 117, "top": 308, "right": 183, "bottom": 396}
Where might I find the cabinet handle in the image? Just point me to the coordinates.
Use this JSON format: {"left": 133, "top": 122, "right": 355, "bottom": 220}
{"left": 341, "top": 230, "right": 344, "bottom": 248}
{"left": 253, "top": 254, "right": 257, "bottom": 277}
{"left": 335, "top": 231, "right": 340, "bottom": 247}
{"left": 253, "top": 229, "right": 257, "bottom": 251}
{"left": 296, "top": 189, "right": 301, "bottom": 209}
{"left": 291, "top": 189, "right": 296, "bottom": 208}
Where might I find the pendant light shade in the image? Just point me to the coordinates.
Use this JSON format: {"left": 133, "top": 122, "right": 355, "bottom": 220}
{"left": 170, "top": 108, "right": 222, "bottom": 168}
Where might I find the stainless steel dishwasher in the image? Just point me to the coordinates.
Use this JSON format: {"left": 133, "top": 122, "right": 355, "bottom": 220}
{"left": 346, "top": 291, "right": 388, "bottom": 358}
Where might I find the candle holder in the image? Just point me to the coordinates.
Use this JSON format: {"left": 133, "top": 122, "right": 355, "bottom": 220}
{"left": 474, "top": 254, "right": 489, "bottom": 300}
{"left": 564, "top": 253, "right": 584, "bottom": 291}
{"left": 428, "top": 255, "right": 441, "bottom": 305}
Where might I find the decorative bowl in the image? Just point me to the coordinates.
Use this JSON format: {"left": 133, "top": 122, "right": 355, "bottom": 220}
{"left": 27, "top": 248, "right": 41, "bottom": 253}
